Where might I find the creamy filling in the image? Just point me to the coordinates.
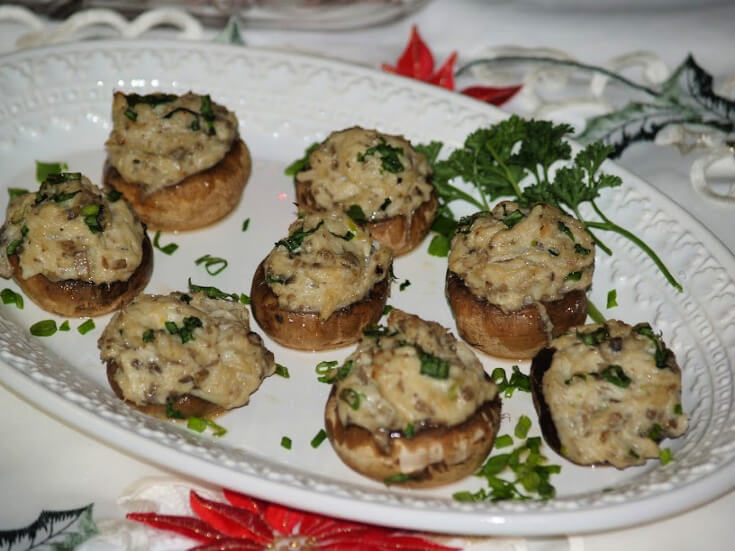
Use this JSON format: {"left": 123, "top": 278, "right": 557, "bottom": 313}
{"left": 105, "top": 91, "right": 238, "bottom": 192}
{"left": 449, "top": 202, "right": 595, "bottom": 312}
{"left": 295, "top": 127, "right": 433, "bottom": 220}
{"left": 334, "top": 310, "right": 497, "bottom": 451}
{"left": 98, "top": 293, "right": 275, "bottom": 410}
{"left": 543, "top": 320, "right": 688, "bottom": 468}
{"left": 265, "top": 211, "right": 392, "bottom": 319}
{"left": 0, "top": 174, "right": 144, "bottom": 283}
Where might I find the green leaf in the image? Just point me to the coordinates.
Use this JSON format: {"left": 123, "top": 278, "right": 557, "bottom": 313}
{"left": 414, "top": 140, "right": 443, "bottom": 166}
{"left": 427, "top": 234, "right": 450, "bottom": 257}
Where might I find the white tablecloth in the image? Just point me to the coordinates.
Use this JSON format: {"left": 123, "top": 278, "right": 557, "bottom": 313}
{"left": 1, "top": 1, "right": 733, "bottom": 549}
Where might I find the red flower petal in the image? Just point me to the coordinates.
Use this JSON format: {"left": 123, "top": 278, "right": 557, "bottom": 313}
{"left": 125, "top": 512, "right": 223, "bottom": 543}
{"left": 222, "top": 489, "right": 267, "bottom": 516}
{"left": 427, "top": 51, "right": 458, "bottom": 91}
{"left": 461, "top": 85, "right": 522, "bottom": 106}
{"left": 189, "top": 539, "right": 265, "bottom": 551}
{"left": 190, "top": 491, "right": 274, "bottom": 544}
{"left": 392, "top": 25, "right": 434, "bottom": 80}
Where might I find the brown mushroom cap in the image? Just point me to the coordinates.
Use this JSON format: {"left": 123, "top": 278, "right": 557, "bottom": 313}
{"left": 10, "top": 234, "right": 153, "bottom": 317}
{"left": 249, "top": 260, "right": 389, "bottom": 351}
{"left": 445, "top": 270, "right": 588, "bottom": 359}
{"left": 103, "top": 138, "right": 251, "bottom": 232}
{"left": 295, "top": 179, "right": 438, "bottom": 256}
{"left": 324, "top": 387, "right": 502, "bottom": 488}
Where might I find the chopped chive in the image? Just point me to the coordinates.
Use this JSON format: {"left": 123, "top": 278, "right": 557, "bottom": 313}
{"left": 194, "top": 254, "right": 228, "bottom": 276}
{"left": 419, "top": 351, "right": 450, "bottom": 379}
{"left": 281, "top": 436, "right": 292, "bottom": 450}
{"left": 239, "top": 293, "right": 250, "bottom": 305}
{"left": 142, "top": 329, "right": 155, "bottom": 343}
{"left": 59, "top": 320, "right": 70, "bottom": 331}
{"left": 502, "top": 209, "right": 525, "bottom": 228}
{"left": 187, "top": 416, "right": 227, "bottom": 437}
{"left": 339, "top": 388, "right": 361, "bottom": 410}
{"left": 601, "top": 364, "right": 631, "bottom": 388}
{"left": 77, "top": 319, "right": 95, "bottom": 335}
{"left": 514, "top": 415, "right": 532, "bottom": 439}
{"left": 275, "top": 221, "right": 323, "bottom": 253}
{"left": 565, "top": 270, "right": 583, "bottom": 281}
{"left": 35, "top": 161, "right": 68, "bottom": 182}
{"left": 274, "top": 363, "right": 290, "bottom": 378}
{"left": 80, "top": 204, "right": 100, "bottom": 217}
{"left": 606, "top": 289, "right": 618, "bottom": 309}
{"left": 310, "top": 429, "right": 327, "bottom": 448}
{"left": 8, "top": 188, "right": 29, "bottom": 199}
{"left": 153, "top": 231, "right": 179, "bottom": 255}
{"left": 404, "top": 423, "right": 415, "bottom": 439}
{"left": 659, "top": 448, "right": 673, "bottom": 465}
{"left": 1, "top": 288, "right": 24, "bottom": 309}
{"left": 557, "top": 220, "right": 575, "bottom": 241}
{"left": 577, "top": 326, "right": 610, "bottom": 346}
{"left": 30, "top": 319, "right": 57, "bottom": 337}
{"left": 241, "top": 218, "right": 250, "bottom": 232}
{"left": 494, "top": 434, "right": 513, "bottom": 448}
{"left": 188, "top": 278, "right": 240, "bottom": 301}
{"left": 399, "top": 279, "right": 411, "bottom": 291}
{"left": 382, "top": 305, "right": 393, "bottom": 316}
{"left": 346, "top": 204, "right": 367, "bottom": 224}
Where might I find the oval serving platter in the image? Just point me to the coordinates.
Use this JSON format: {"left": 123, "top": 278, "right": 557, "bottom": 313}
{"left": 0, "top": 41, "right": 733, "bottom": 536}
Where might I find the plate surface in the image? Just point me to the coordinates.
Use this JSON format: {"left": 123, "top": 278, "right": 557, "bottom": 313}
{"left": 0, "top": 41, "right": 734, "bottom": 536}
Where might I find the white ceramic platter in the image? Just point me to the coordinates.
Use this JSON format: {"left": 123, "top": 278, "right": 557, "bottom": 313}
{"left": 0, "top": 41, "right": 733, "bottom": 536}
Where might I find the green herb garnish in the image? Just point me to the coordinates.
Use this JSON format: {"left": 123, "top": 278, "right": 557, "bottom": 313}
{"left": 419, "top": 350, "right": 450, "bottom": 379}
{"left": 281, "top": 436, "right": 292, "bottom": 450}
{"left": 125, "top": 93, "right": 177, "bottom": 108}
{"left": 188, "top": 278, "right": 240, "bottom": 301}
{"left": 491, "top": 365, "right": 531, "bottom": 397}
{"left": 142, "top": 329, "right": 155, "bottom": 343}
{"left": 494, "top": 434, "right": 513, "bottom": 449}
{"left": 601, "top": 364, "right": 632, "bottom": 388}
{"left": 648, "top": 423, "right": 662, "bottom": 441}
{"left": 199, "top": 94, "right": 216, "bottom": 135}
{"left": 316, "top": 359, "right": 353, "bottom": 384}
{"left": 124, "top": 108, "right": 138, "bottom": 121}
{"left": 195, "top": 254, "right": 228, "bottom": 276}
{"left": 284, "top": 142, "right": 319, "bottom": 176}
{"left": 35, "top": 161, "right": 69, "bottom": 182}
{"left": 81, "top": 204, "right": 103, "bottom": 233}
{"left": 502, "top": 209, "right": 525, "bottom": 228}
{"left": 153, "top": 231, "right": 179, "bottom": 255}
{"left": 606, "top": 289, "right": 619, "bottom": 308}
{"left": 330, "top": 230, "right": 355, "bottom": 241}
{"left": 357, "top": 136, "right": 404, "bottom": 174}
{"left": 659, "top": 448, "right": 673, "bottom": 465}
{"left": 241, "top": 218, "right": 250, "bottom": 232}
{"left": 547, "top": 248, "right": 559, "bottom": 257}
{"left": 275, "top": 364, "right": 290, "bottom": 378}
{"left": 310, "top": 429, "right": 327, "bottom": 448}
{"left": 187, "top": 416, "right": 227, "bottom": 437}
{"left": 30, "top": 319, "right": 57, "bottom": 337}
{"left": 514, "top": 415, "right": 532, "bottom": 439}
{"left": 59, "top": 320, "right": 70, "bottom": 331}
{"left": 384, "top": 473, "right": 418, "bottom": 485}
{"left": 634, "top": 322, "right": 671, "bottom": 369}
{"left": 576, "top": 326, "right": 610, "bottom": 346}
{"left": 574, "top": 243, "right": 591, "bottom": 256}
{"left": 404, "top": 424, "right": 415, "bottom": 439}
{"left": 674, "top": 403, "right": 683, "bottom": 415}
{"left": 77, "top": 319, "right": 95, "bottom": 335}
{"left": 8, "top": 188, "right": 29, "bottom": 199}
{"left": 557, "top": 220, "right": 575, "bottom": 241}
{"left": 275, "top": 221, "right": 323, "bottom": 253}
{"left": 379, "top": 197, "right": 392, "bottom": 211}
{"left": 382, "top": 305, "right": 393, "bottom": 316}
{"left": 107, "top": 189, "right": 122, "bottom": 202}
{"left": 363, "top": 325, "right": 398, "bottom": 339}
{"left": 164, "top": 316, "right": 203, "bottom": 344}
{"left": 427, "top": 234, "right": 450, "bottom": 257}
{"left": 1, "top": 288, "right": 24, "bottom": 309}
{"left": 565, "top": 270, "right": 583, "bottom": 281}
{"left": 399, "top": 279, "right": 411, "bottom": 291}
{"left": 339, "top": 388, "right": 361, "bottom": 410}
{"left": 346, "top": 204, "right": 367, "bottom": 224}
{"left": 165, "top": 398, "right": 186, "bottom": 420}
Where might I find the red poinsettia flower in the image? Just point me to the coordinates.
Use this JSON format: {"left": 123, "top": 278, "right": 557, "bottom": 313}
{"left": 128, "top": 488, "right": 459, "bottom": 550}
{"left": 382, "top": 25, "right": 521, "bottom": 106}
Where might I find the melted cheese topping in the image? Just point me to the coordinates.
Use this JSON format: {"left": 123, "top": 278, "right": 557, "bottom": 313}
{"left": 265, "top": 211, "right": 392, "bottom": 319}
{"left": 543, "top": 320, "right": 688, "bottom": 468}
{"left": 99, "top": 293, "right": 275, "bottom": 410}
{"left": 105, "top": 91, "right": 238, "bottom": 192}
{"left": 335, "top": 310, "right": 497, "bottom": 449}
{"left": 0, "top": 174, "right": 144, "bottom": 283}
{"left": 295, "top": 127, "right": 433, "bottom": 219}
{"left": 449, "top": 202, "right": 595, "bottom": 312}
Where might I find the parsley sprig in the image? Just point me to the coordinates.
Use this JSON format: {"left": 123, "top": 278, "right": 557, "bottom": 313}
{"left": 422, "top": 116, "right": 682, "bottom": 292}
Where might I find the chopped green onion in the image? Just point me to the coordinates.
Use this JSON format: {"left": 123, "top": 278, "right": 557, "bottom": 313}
{"left": 164, "top": 316, "right": 203, "bottom": 344}
{"left": 8, "top": 188, "right": 29, "bottom": 199}
{"left": 491, "top": 365, "right": 531, "bottom": 397}
{"left": 281, "top": 436, "right": 292, "bottom": 450}
{"left": 274, "top": 364, "right": 290, "bottom": 378}
{"left": 345, "top": 204, "right": 367, "bottom": 224}
{"left": 153, "top": 231, "right": 179, "bottom": 255}
{"left": 601, "top": 364, "right": 631, "bottom": 388}
{"left": 606, "top": 289, "right": 618, "bottom": 309}
{"left": 239, "top": 293, "right": 250, "bottom": 305}
{"left": 339, "top": 388, "right": 361, "bottom": 410}
{"left": 107, "top": 189, "right": 122, "bottom": 202}
{"left": 382, "top": 305, "right": 393, "bottom": 316}
{"left": 659, "top": 448, "right": 673, "bottom": 465}
{"left": 195, "top": 254, "right": 228, "bottom": 276}
{"left": 241, "top": 218, "right": 250, "bottom": 232}
{"left": 399, "top": 279, "right": 411, "bottom": 291}
{"left": 310, "top": 429, "right": 327, "bottom": 448}
{"left": 383, "top": 473, "right": 417, "bottom": 485}
{"left": 142, "top": 329, "right": 155, "bottom": 343}
{"left": 188, "top": 278, "right": 240, "bottom": 301}
{"left": 494, "top": 434, "right": 513, "bottom": 448}
{"left": 77, "top": 319, "right": 95, "bottom": 335}
{"left": 576, "top": 326, "right": 610, "bottom": 346}
{"left": 30, "top": 319, "right": 57, "bottom": 337}
{"left": 514, "top": 415, "right": 532, "bottom": 439}
{"left": 404, "top": 424, "right": 415, "bottom": 439}
{"left": 1, "top": 288, "right": 24, "bottom": 309}
{"left": 565, "top": 270, "right": 583, "bottom": 281}
{"left": 419, "top": 351, "right": 450, "bottom": 379}
{"left": 187, "top": 416, "right": 227, "bottom": 437}
{"left": 59, "top": 320, "right": 70, "bottom": 331}
{"left": 35, "top": 161, "right": 68, "bottom": 182}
